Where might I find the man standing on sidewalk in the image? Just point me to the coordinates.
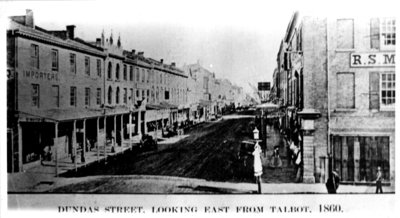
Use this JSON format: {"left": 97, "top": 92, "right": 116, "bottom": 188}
{"left": 376, "top": 166, "right": 383, "bottom": 194}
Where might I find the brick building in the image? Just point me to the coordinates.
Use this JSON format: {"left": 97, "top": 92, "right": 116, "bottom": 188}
{"left": 7, "top": 10, "right": 247, "bottom": 173}
{"left": 272, "top": 12, "right": 395, "bottom": 185}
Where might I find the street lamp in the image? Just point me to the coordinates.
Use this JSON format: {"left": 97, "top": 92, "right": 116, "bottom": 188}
{"left": 253, "top": 127, "right": 259, "bottom": 140}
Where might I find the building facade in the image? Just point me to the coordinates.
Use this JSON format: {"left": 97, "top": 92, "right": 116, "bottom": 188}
{"left": 272, "top": 12, "right": 395, "bottom": 185}
{"left": 7, "top": 10, "right": 248, "bottom": 173}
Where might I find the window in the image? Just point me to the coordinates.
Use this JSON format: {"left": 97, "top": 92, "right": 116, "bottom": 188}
{"left": 147, "top": 70, "right": 150, "bottom": 83}
{"left": 160, "top": 73, "right": 163, "bottom": 84}
{"left": 52, "top": 85, "right": 59, "bottom": 107}
{"left": 142, "top": 90, "right": 145, "bottom": 100}
{"left": 381, "top": 18, "right": 396, "bottom": 50}
{"left": 147, "top": 89, "right": 150, "bottom": 99}
{"left": 30, "top": 44, "right": 39, "bottom": 69}
{"left": 116, "top": 87, "right": 120, "bottom": 104}
{"left": 332, "top": 136, "right": 390, "bottom": 182}
{"left": 123, "top": 88, "right": 127, "bottom": 104}
{"left": 130, "top": 88, "right": 134, "bottom": 104}
{"left": 85, "top": 88, "right": 91, "bottom": 106}
{"left": 116, "top": 64, "right": 120, "bottom": 80}
{"left": 108, "top": 62, "right": 112, "bottom": 79}
{"left": 129, "top": 66, "right": 133, "bottom": 81}
{"left": 70, "top": 53, "right": 76, "bottom": 74}
{"left": 141, "top": 69, "right": 145, "bottom": 83}
{"left": 336, "top": 73, "right": 355, "bottom": 109}
{"left": 371, "top": 18, "right": 396, "bottom": 50}
{"left": 97, "top": 59, "right": 102, "bottom": 77}
{"left": 136, "top": 68, "right": 140, "bottom": 81}
{"left": 165, "top": 91, "right": 170, "bottom": 100}
{"left": 31, "top": 84, "right": 40, "bottom": 107}
{"left": 136, "top": 90, "right": 139, "bottom": 98}
{"left": 123, "top": 64, "right": 127, "bottom": 80}
{"left": 96, "top": 88, "right": 101, "bottom": 105}
{"left": 380, "top": 72, "right": 395, "bottom": 109}
{"left": 70, "top": 86, "right": 77, "bottom": 107}
{"left": 108, "top": 86, "right": 112, "bottom": 104}
{"left": 336, "top": 19, "right": 354, "bottom": 49}
{"left": 51, "top": 49, "right": 58, "bottom": 71}
{"left": 85, "top": 56, "right": 90, "bottom": 76}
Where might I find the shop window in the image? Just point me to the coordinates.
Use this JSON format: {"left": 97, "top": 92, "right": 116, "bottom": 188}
{"left": 30, "top": 44, "right": 39, "bottom": 69}
{"left": 85, "top": 56, "right": 90, "bottom": 76}
{"left": 333, "top": 136, "right": 390, "bottom": 182}
{"left": 70, "top": 53, "right": 76, "bottom": 74}
{"left": 51, "top": 49, "right": 58, "bottom": 71}
{"left": 70, "top": 86, "right": 77, "bottom": 107}
{"left": 336, "top": 72, "right": 355, "bottom": 109}
{"left": 31, "top": 84, "right": 40, "bottom": 107}
{"left": 96, "top": 88, "right": 101, "bottom": 105}
{"left": 85, "top": 88, "right": 90, "bottom": 106}
{"left": 336, "top": 19, "right": 354, "bottom": 49}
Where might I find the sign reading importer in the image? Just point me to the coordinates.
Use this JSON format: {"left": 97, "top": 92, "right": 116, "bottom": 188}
{"left": 350, "top": 52, "right": 395, "bottom": 67}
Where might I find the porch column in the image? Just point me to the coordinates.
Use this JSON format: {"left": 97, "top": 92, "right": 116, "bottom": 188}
{"left": 137, "top": 111, "right": 142, "bottom": 135}
{"left": 129, "top": 112, "right": 132, "bottom": 148}
{"left": 113, "top": 115, "right": 117, "bottom": 150}
{"left": 120, "top": 114, "right": 124, "bottom": 147}
{"left": 104, "top": 116, "right": 107, "bottom": 162}
{"left": 96, "top": 117, "right": 100, "bottom": 162}
{"left": 143, "top": 111, "right": 148, "bottom": 134}
{"left": 82, "top": 119, "right": 86, "bottom": 163}
{"left": 341, "top": 136, "right": 348, "bottom": 181}
{"left": 354, "top": 137, "right": 360, "bottom": 182}
{"left": 298, "top": 109, "right": 321, "bottom": 183}
{"left": 55, "top": 122, "right": 58, "bottom": 176}
{"left": 18, "top": 122, "right": 23, "bottom": 172}
{"left": 73, "top": 120, "right": 77, "bottom": 171}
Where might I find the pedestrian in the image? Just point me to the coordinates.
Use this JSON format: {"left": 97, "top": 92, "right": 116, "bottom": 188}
{"left": 253, "top": 142, "right": 263, "bottom": 194}
{"left": 376, "top": 166, "right": 383, "bottom": 194}
{"left": 326, "top": 169, "right": 340, "bottom": 194}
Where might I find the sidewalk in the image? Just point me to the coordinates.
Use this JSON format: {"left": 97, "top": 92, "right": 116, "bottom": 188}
{"left": 7, "top": 131, "right": 193, "bottom": 193}
{"left": 43, "top": 174, "right": 395, "bottom": 194}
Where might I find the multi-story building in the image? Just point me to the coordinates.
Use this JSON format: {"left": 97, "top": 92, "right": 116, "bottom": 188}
{"left": 7, "top": 10, "right": 247, "bottom": 173}
{"left": 273, "top": 12, "right": 395, "bottom": 185}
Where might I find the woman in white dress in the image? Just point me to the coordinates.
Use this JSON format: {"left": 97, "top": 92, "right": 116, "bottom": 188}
{"left": 253, "top": 142, "right": 263, "bottom": 193}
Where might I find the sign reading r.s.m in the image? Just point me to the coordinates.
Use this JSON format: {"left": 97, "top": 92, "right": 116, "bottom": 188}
{"left": 350, "top": 52, "right": 395, "bottom": 67}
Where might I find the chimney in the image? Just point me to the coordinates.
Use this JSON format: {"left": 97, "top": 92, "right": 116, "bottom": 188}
{"left": 66, "top": 25, "right": 76, "bottom": 39}
{"left": 131, "top": 49, "right": 136, "bottom": 55}
{"left": 171, "top": 62, "right": 176, "bottom": 67}
{"left": 96, "top": 38, "right": 101, "bottom": 46}
{"left": 138, "top": 52, "right": 144, "bottom": 57}
{"left": 25, "top": 9, "right": 34, "bottom": 28}
{"left": 160, "top": 59, "right": 163, "bottom": 63}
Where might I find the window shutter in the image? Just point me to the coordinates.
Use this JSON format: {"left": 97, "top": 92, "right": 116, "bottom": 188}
{"left": 369, "top": 72, "right": 380, "bottom": 109}
{"left": 370, "top": 18, "right": 380, "bottom": 49}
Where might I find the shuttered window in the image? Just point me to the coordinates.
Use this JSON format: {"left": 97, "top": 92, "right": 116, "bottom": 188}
{"left": 369, "top": 72, "right": 380, "bottom": 110}
{"left": 370, "top": 18, "right": 380, "bottom": 49}
{"left": 336, "top": 73, "right": 355, "bottom": 109}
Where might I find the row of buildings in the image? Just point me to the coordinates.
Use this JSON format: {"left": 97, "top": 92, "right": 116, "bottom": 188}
{"left": 6, "top": 10, "right": 250, "bottom": 173}
{"left": 270, "top": 12, "right": 395, "bottom": 185}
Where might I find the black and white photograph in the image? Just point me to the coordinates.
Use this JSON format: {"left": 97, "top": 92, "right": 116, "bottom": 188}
{"left": 0, "top": 0, "right": 398, "bottom": 217}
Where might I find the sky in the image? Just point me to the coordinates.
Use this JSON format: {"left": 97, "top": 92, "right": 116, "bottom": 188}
{"left": 1, "top": 0, "right": 397, "bottom": 94}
